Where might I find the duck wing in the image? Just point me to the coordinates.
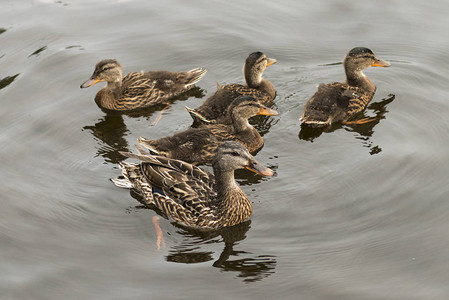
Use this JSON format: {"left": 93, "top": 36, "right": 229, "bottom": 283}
{"left": 138, "top": 125, "right": 235, "bottom": 164}
{"left": 186, "top": 83, "right": 271, "bottom": 124}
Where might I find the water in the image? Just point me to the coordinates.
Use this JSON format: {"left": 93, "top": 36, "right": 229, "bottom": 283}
{"left": 1, "top": 0, "right": 449, "bottom": 299}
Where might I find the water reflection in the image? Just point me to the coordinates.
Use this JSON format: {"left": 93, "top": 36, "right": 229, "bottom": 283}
{"left": 82, "top": 87, "right": 206, "bottom": 164}
{"left": 235, "top": 166, "right": 277, "bottom": 186}
{"left": 0, "top": 74, "right": 19, "bottom": 90}
{"left": 82, "top": 113, "right": 130, "bottom": 164}
{"left": 167, "top": 221, "right": 277, "bottom": 283}
{"left": 28, "top": 46, "right": 47, "bottom": 57}
{"left": 299, "top": 94, "right": 395, "bottom": 155}
{"left": 65, "top": 45, "right": 84, "bottom": 50}
{"left": 252, "top": 113, "right": 280, "bottom": 137}
{"left": 129, "top": 190, "right": 276, "bottom": 283}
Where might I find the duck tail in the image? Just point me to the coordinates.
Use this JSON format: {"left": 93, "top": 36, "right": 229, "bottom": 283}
{"left": 110, "top": 162, "right": 136, "bottom": 189}
{"left": 184, "top": 68, "right": 207, "bottom": 87}
{"left": 134, "top": 143, "right": 151, "bottom": 155}
{"left": 299, "top": 112, "right": 330, "bottom": 127}
{"left": 118, "top": 150, "right": 158, "bottom": 163}
{"left": 111, "top": 161, "right": 155, "bottom": 205}
{"left": 137, "top": 137, "right": 160, "bottom": 154}
{"left": 184, "top": 106, "right": 212, "bottom": 124}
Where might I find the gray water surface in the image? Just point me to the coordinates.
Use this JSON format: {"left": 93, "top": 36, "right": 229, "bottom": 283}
{"left": 1, "top": 0, "right": 449, "bottom": 299}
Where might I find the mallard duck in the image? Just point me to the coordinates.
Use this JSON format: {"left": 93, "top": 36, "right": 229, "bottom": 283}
{"left": 80, "top": 59, "right": 207, "bottom": 111}
{"left": 138, "top": 95, "right": 278, "bottom": 164}
{"left": 111, "top": 141, "right": 273, "bottom": 229}
{"left": 300, "top": 47, "right": 390, "bottom": 127}
{"left": 185, "top": 51, "right": 277, "bottom": 124}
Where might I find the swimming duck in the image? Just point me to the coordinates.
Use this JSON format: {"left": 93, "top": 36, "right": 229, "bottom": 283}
{"left": 111, "top": 141, "right": 273, "bottom": 229}
{"left": 185, "top": 51, "right": 277, "bottom": 124}
{"left": 138, "top": 95, "right": 278, "bottom": 164}
{"left": 300, "top": 47, "right": 390, "bottom": 127}
{"left": 80, "top": 59, "right": 207, "bottom": 111}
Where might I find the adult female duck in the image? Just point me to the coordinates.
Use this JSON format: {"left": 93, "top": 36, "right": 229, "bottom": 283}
{"left": 112, "top": 141, "right": 273, "bottom": 229}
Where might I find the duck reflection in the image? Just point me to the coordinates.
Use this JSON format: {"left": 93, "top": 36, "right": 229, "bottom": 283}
{"left": 82, "top": 87, "right": 206, "bottom": 164}
{"left": 251, "top": 113, "right": 280, "bottom": 137}
{"left": 234, "top": 165, "right": 278, "bottom": 187}
{"left": 167, "top": 221, "right": 277, "bottom": 283}
{"left": 299, "top": 94, "right": 395, "bottom": 155}
{"left": 82, "top": 113, "right": 130, "bottom": 164}
{"left": 129, "top": 191, "right": 276, "bottom": 283}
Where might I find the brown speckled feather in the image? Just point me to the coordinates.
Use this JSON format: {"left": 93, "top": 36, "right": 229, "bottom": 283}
{"left": 185, "top": 51, "right": 277, "bottom": 124}
{"left": 138, "top": 124, "right": 263, "bottom": 164}
{"left": 113, "top": 142, "right": 259, "bottom": 229}
{"left": 187, "top": 83, "right": 274, "bottom": 124}
{"left": 300, "top": 82, "right": 374, "bottom": 126}
{"left": 96, "top": 69, "right": 206, "bottom": 111}
{"left": 300, "top": 47, "right": 390, "bottom": 127}
{"left": 116, "top": 155, "right": 221, "bottom": 228}
{"left": 81, "top": 59, "right": 207, "bottom": 112}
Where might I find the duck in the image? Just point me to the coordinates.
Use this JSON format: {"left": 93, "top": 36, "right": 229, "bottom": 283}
{"left": 80, "top": 59, "right": 207, "bottom": 111}
{"left": 185, "top": 51, "right": 277, "bottom": 124}
{"left": 138, "top": 95, "right": 278, "bottom": 164}
{"left": 300, "top": 47, "right": 390, "bottom": 127}
{"left": 111, "top": 141, "right": 273, "bottom": 229}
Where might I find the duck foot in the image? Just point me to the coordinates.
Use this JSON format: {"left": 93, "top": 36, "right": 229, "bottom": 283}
{"left": 150, "top": 105, "right": 170, "bottom": 126}
{"left": 342, "top": 117, "right": 376, "bottom": 125}
{"left": 152, "top": 216, "right": 166, "bottom": 251}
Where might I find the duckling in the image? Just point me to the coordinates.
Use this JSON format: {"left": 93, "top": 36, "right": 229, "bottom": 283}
{"left": 80, "top": 59, "right": 207, "bottom": 111}
{"left": 185, "top": 51, "right": 277, "bottom": 124}
{"left": 111, "top": 141, "right": 273, "bottom": 229}
{"left": 138, "top": 95, "right": 278, "bottom": 164}
{"left": 300, "top": 47, "right": 390, "bottom": 127}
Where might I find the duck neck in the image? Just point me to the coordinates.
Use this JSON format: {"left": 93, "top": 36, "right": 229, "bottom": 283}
{"left": 231, "top": 113, "right": 252, "bottom": 133}
{"left": 245, "top": 72, "right": 275, "bottom": 98}
{"left": 344, "top": 68, "right": 376, "bottom": 94}
{"left": 245, "top": 69, "right": 263, "bottom": 89}
{"left": 212, "top": 165, "right": 252, "bottom": 223}
{"left": 258, "top": 79, "right": 276, "bottom": 99}
{"left": 213, "top": 166, "right": 240, "bottom": 199}
{"left": 106, "top": 79, "right": 123, "bottom": 95}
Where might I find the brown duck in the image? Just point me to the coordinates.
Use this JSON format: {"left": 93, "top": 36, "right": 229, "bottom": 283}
{"left": 80, "top": 59, "right": 207, "bottom": 111}
{"left": 185, "top": 51, "right": 277, "bottom": 124}
{"left": 138, "top": 95, "right": 278, "bottom": 164}
{"left": 300, "top": 47, "right": 390, "bottom": 127}
{"left": 111, "top": 141, "right": 273, "bottom": 229}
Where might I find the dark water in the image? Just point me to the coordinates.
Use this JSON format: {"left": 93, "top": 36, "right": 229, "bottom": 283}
{"left": 2, "top": 0, "right": 449, "bottom": 299}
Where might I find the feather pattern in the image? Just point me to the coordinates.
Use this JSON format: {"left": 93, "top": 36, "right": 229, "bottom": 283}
{"left": 186, "top": 52, "right": 276, "bottom": 124}
{"left": 81, "top": 59, "right": 207, "bottom": 111}
{"left": 300, "top": 82, "right": 374, "bottom": 125}
{"left": 300, "top": 47, "right": 390, "bottom": 127}
{"left": 138, "top": 96, "right": 277, "bottom": 164}
{"left": 112, "top": 141, "right": 272, "bottom": 229}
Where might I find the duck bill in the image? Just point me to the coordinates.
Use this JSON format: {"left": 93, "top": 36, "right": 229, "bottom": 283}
{"left": 80, "top": 77, "right": 101, "bottom": 88}
{"left": 371, "top": 58, "right": 391, "bottom": 67}
{"left": 257, "top": 106, "right": 279, "bottom": 116}
{"left": 266, "top": 58, "right": 277, "bottom": 66}
{"left": 245, "top": 160, "right": 273, "bottom": 176}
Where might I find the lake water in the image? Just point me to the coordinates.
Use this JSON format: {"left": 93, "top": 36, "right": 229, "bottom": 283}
{"left": 2, "top": 0, "right": 449, "bottom": 299}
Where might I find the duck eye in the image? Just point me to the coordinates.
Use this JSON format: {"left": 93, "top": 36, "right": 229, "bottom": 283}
{"left": 231, "top": 151, "right": 239, "bottom": 156}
